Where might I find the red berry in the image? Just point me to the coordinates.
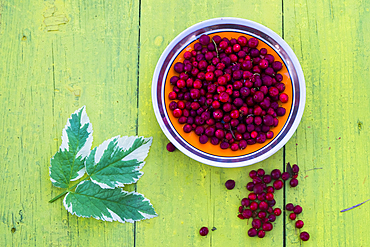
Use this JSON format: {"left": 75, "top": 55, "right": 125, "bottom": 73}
{"left": 258, "top": 211, "right": 267, "bottom": 219}
{"left": 242, "top": 209, "right": 253, "bottom": 219}
{"left": 262, "top": 222, "right": 273, "bottom": 231}
{"left": 289, "top": 213, "right": 297, "bottom": 220}
{"left": 250, "top": 201, "right": 258, "bottom": 211}
{"left": 268, "top": 214, "right": 276, "bottom": 222}
{"left": 252, "top": 219, "right": 262, "bottom": 229}
{"left": 286, "top": 203, "right": 294, "bottom": 211}
{"left": 166, "top": 142, "right": 176, "bottom": 152}
{"left": 281, "top": 172, "right": 290, "bottom": 180}
{"left": 259, "top": 201, "right": 269, "bottom": 211}
{"left": 241, "top": 198, "right": 250, "bottom": 207}
{"left": 199, "top": 227, "right": 209, "bottom": 236}
{"left": 266, "top": 186, "right": 275, "bottom": 193}
{"left": 248, "top": 193, "right": 257, "bottom": 201}
{"left": 273, "top": 208, "right": 282, "bottom": 216}
{"left": 263, "top": 175, "right": 272, "bottom": 184}
{"left": 290, "top": 178, "right": 299, "bottom": 187}
{"left": 293, "top": 205, "right": 303, "bottom": 214}
{"left": 271, "top": 169, "right": 281, "bottom": 179}
{"left": 257, "top": 230, "right": 265, "bottom": 238}
{"left": 266, "top": 192, "right": 274, "bottom": 201}
{"left": 292, "top": 164, "right": 299, "bottom": 173}
{"left": 295, "top": 220, "right": 304, "bottom": 228}
{"left": 246, "top": 182, "right": 254, "bottom": 191}
{"left": 173, "top": 108, "right": 183, "bottom": 118}
{"left": 225, "top": 180, "right": 235, "bottom": 190}
{"left": 248, "top": 228, "right": 257, "bottom": 237}
{"left": 239, "top": 206, "right": 244, "bottom": 213}
{"left": 257, "top": 168, "right": 265, "bottom": 177}
{"left": 249, "top": 170, "right": 257, "bottom": 179}
{"left": 279, "top": 93, "right": 289, "bottom": 103}
{"left": 300, "top": 232, "right": 310, "bottom": 241}
{"left": 273, "top": 180, "right": 283, "bottom": 190}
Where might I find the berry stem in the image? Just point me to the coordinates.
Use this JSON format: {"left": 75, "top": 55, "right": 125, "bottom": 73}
{"left": 212, "top": 38, "right": 219, "bottom": 58}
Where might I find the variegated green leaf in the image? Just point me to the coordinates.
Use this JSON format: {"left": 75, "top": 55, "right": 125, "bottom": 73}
{"left": 49, "top": 106, "right": 93, "bottom": 188}
{"left": 63, "top": 180, "right": 157, "bottom": 223}
{"left": 85, "top": 136, "right": 152, "bottom": 189}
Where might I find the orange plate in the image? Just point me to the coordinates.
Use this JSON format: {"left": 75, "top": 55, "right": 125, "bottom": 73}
{"left": 164, "top": 32, "right": 292, "bottom": 157}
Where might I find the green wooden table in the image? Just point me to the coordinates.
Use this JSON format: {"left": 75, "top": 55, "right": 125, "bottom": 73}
{"left": 1, "top": 0, "right": 370, "bottom": 246}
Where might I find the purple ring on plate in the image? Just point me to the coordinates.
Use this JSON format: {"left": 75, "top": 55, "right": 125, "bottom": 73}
{"left": 152, "top": 18, "right": 305, "bottom": 168}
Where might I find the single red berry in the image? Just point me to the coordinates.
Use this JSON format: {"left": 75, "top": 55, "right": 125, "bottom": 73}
{"left": 274, "top": 208, "right": 282, "bottom": 216}
{"left": 281, "top": 172, "right": 290, "bottom": 181}
{"left": 286, "top": 203, "right": 294, "bottom": 211}
{"left": 295, "top": 220, "right": 304, "bottom": 229}
{"left": 248, "top": 228, "right": 258, "bottom": 237}
{"left": 263, "top": 175, "right": 272, "bottom": 184}
{"left": 257, "top": 193, "right": 266, "bottom": 201}
{"left": 273, "top": 180, "right": 283, "bottom": 190}
{"left": 246, "top": 182, "right": 254, "bottom": 191}
{"left": 290, "top": 178, "right": 299, "bottom": 187}
{"left": 250, "top": 201, "right": 258, "bottom": 211}
{"left": 225, "top": 180, "right": 235, "bottom": 190}
{"left": 289, "top": 213, "right": 297, "bottom": 220}
{"left": 292, "top": 164, "right": 299, "bottom": 173}
{"left": 262, "top": 222, "right": 273, "bottom": 231}
{"left": 248, "top": 193, "right": 257, "bottom": 201}
{"left": 266, "top": 186, "right": 275, "bottom": 193}
{"left": 293, "top": 205, "right": 303, "bottom": 214}
{"left": 271, "top": 169, "right": 281, "bottom": 179}
{"left": 241, "top": 198, "right": 250, "bottom": 207}
{"left": 239, "top": 206, "right": 244, "bottom": 213}
{"left": 267, "top": 199, "right": 276, "bottom": 207}
{"left": 242, "top": 209, "right": 253, "bottom": 219}
{"left": 166, "top": 142, "right": 176, "bottom": 152}
{"left": 253, "top": 177, "right": 263, "bottom": 184}
{"left": 300, "top": 232, "right": 310, "bottom": 241}
{"left": 257, "top": 230, "right": 265, "bottom": 238}
{"left": 279, "top": 93, "right": 289, "bottom": 103}
{"left": 249, "top": 170, "right": 258, "bottom": 179}
{"left": 266, "top": 192, "right": 274, "bottom": 201}
{"left": 257, "top": 168, "right": 265, "bottom": 177}
{"left": 252, "top": 219, "right": 262, "bottom": 229}
{"left": 199, "top": 227, "right": 209, "bottom": 236}
{"left": 253, "top": 184, "right": 264, "bottom": 194}
{"left": 268, "top": 214, "right": 276, "bottom": 222}
{"left": 258, "top": 211, "right": 267, "bottom": 219}
{"left": 293, "top": 174, "right": 298, "bottom": 179}
{"left": 173, "top": 108, "right": 183, "bottom": 118}
{"left": 266, "top": 207, "right": 273, "bottom": 214}
{"left": 259, "top": 201, "right": 269, "bottom": 211}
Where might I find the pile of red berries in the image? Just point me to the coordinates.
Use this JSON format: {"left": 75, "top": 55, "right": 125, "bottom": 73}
{"left": 168, "top": 34, "right": 289, "bottom": 151}
{"left": 236, "top": 164, "right": 309, "bottom": 241}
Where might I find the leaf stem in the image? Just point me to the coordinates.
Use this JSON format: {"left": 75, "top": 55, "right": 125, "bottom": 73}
{"left": 49, "top": 190, "right": 68, "bottom": 203}
{"left": 49, "top": 179, "right": 86, "bottom": 203}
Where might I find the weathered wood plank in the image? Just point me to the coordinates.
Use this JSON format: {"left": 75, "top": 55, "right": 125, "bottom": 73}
{"left": 0, "top": 0, "right": 139, "bottom": 246}
{"left": 284, "top": 0, "right": 370, "bottom": 246}
{"left": 137, "top": 1, "right": 284, "bottom": 246}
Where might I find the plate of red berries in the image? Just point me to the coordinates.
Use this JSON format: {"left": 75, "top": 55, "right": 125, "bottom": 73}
{"left": 152, "top": 17, "right": 305, "bottom": 167}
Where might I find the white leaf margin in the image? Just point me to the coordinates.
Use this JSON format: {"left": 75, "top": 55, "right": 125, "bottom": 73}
{"left": 63, "top": 180, "right": 158, "bottom": 223}
{"left": 50, "top": 106, "right": 93, "bottom": 183}
{"left": 90, "top": 135, "right": 153, "bottom": 189}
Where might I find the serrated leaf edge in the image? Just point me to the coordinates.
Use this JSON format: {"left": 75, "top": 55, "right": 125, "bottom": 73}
{"left": 49, "top": 106, "right": 93, "bottom": 186}
{"left": 88, "top": 135, "right": 152, "bottom": 189}
{"left": 63, "top": 180, "right": 158, "bottom": 223}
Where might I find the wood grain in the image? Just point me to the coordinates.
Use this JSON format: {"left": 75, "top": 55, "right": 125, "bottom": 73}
{"left": 0, "top": 0, "right": 139, "bottom": 246}
{"left": 284, "top": 0, "right": 370, "bottom": 246}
